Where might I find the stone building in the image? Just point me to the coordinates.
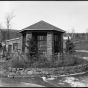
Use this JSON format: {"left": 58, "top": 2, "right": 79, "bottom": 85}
{"left": 5, "top": 20, "right": 65, "bottom": 61}
{"left": 19, "top": 20, "right": 65, "bottom": 61}
{"left": 6, "top": 37, "right": 22, "bottom": 53}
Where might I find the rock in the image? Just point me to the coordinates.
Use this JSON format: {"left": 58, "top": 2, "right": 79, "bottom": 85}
{"left": 16, "top": 71, "right": 21, "bottom": 75}
{"left": 12, "top": 68, "right": 17, "bottom": 72}
{"left": 17, "top": 68, "right": 19, "bottom": 71}
{"left": 42, "top": 71, "right": 48, "bottom": 74}
{"left": 27, "top": 71, "right": 33, "bottom": 75}
{"left": 0, "top": 71, "right": 4, "bottom": 74}
{"left": 8, "top": 72, "right": 16, "bottom": 77}
{"left": 20, "top": 70, "right": 26, "bottom": 75}
{"left": 17, "top": 68, "right": 23, "bottom": 71}
{"left": 24, "top": 70, "right": 28, "bottom": 74}
{"left": 8, "top": 67, "right": 12, "bottom": 72}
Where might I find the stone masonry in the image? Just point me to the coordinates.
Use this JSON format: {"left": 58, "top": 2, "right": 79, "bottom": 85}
{"left": 47, "top": 32, "right": 53, "bottom": 61}
{"left": 25, "top": 32, "right": 32, "bottom": 54}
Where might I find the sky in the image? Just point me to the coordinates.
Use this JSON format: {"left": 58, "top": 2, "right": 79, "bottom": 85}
{"left": 0, "top": 1, "right": 88, "bottom": 33}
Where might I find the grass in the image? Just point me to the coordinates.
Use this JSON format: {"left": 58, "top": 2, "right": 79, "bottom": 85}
{"left": 74, "top": 40, "right": 88, "bottom": 50}
{"left": 74, "top": 52, "right": 88, "bottom": 57}
{"left": 0, "top": 62, "right": 7, "bottom": 71}
{"left": 72, "top": 39, "right": 88, "bottom": 57}
{"left": 0, "top": 53, "right": 88, "bottom": 71}
{"left": 1, "top": 39, "right": 88, "bottom": 69}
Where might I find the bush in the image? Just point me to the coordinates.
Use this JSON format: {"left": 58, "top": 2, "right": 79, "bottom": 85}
{"left": 31, "top": 55, "right": 63, "bottom": 68}
{"left": 29, "top": 53, "right": 88, "bottom": 68}
{"left": 8, "top": 57, "right": 24, "bottom": 68}
{"left": 32, "top": 56, "right": 49, "bottom": 68}
{"left": 62, "top": 54, "right": 77, "bottom": 66}
{"left": 4, "top": 51, "right": 87, "bottom": 69}
{"left": 2, "top": 62, "right": 10, "bottom": 71}
{"left": 26, "top": 37, "right": 38, "bottom": 65}
{"left": 0, "top": 43, "right": 2, "bottom": 49}
{"left": 62, "top": 53, "right": 88, "bottom": 66}
{"left": 65, "top": 38, "right": 75, "bottom": 54}
{"left": 4, "top": 52, "right": 31, "bottom": 69}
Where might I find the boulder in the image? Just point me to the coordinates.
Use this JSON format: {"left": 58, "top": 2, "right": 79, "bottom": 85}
{"left": 12, "top": 68, "right": 17, "bottom": 72}
{"left": 8, "top": 67, "right": 12, "bottom": 72}
{"left": 27, "top": 71, "right": 33, "bottom": 75}
{"left": 16, "top": 71, "right": 21, "bottom": 75}
{"left": 17, "top": 68, "right": 23, "bottom": 71}
{"left": 20, "top": 70, "right": 26, "bottom": 75}
{"left": 8, "top": 72, "right": 16, "bottom": 77}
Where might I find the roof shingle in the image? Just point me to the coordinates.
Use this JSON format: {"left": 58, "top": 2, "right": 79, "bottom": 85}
{"left": 20, "top": 20, "right": 65, "bottom": 33}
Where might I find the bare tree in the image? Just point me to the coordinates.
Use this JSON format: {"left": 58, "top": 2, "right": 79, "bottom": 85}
{"left": 0, "top": 23, "right": 2, "bottom": 29}
{"left": 71, "top": 27, "right": 75, "bottom": 40}
{"left": 0, "top": 23, "right": 5, "bottom": 42}
{"left": 85, "top": 28, "right": 88, "bottom": 40}
{"left": 66, "top": 30, "right": 69, "bottom": 38}
{"left": 4, "top": 11, "right": 15, "bottom": 40}
{"left": 0, "top": 23, "right": 2, "bottom": 43}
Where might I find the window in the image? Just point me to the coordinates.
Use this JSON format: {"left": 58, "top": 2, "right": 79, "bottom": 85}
{"left": 38, "top": 36, "right": 47, "bottom": 41}
{"left": 8, "top": 45, "right": 12, "bottom": 52}
{"left": 22, "top": 33, "right": 26, "bottom": 52}
{"left": 37, "top": 35, "right": 47, "bottom": 55}
{"left": 13, "top": 43, "right": 18, "bottom": 51}
{"left": 54, "top": 34, "right": 58, "bottom": 53}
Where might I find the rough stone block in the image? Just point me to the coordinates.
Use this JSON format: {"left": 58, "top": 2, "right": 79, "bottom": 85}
{"left": 12, "top": 68, "right": 17, "bottom": 72}
{"left": 16, "top": 71, "right": 21, "bottom": 75}
{"left": 47, "top": 33, "right": 53, "bottom": 61}
{"left": 27, "top": 71, "right": 33, "bottom": 75}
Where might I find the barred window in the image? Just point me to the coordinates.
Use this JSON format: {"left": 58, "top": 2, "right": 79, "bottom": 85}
{"left": 37, "top": 35, "right": 47, "bottom": 55}
{"left": 54, "top": 34, "right": 58, "bottom": 53}
{"left": 13, "top": 43, "right": 18, "bottom": 51}
{"left": 22, "top": 33, "right": 26, "bottom": 52}
{"left": 8, "top": 45, "right": 12, "bottom": 52}
{"left": 38, "top": 36, "right": 47, "bottom": 41}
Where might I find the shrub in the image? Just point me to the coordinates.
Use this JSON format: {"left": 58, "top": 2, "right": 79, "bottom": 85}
{"left": 29, "top": 53, "right": 88, "bottom": 68}
{"left": 26, "top": 37, "right": 38, "bottom": 65}
{"left": 8, "top": 57, "right": 23, "bottom": 68}
{"left": 65, "top": 37, "right": 75, "bottom": 54}
{"left": 5, "top": 52, "right": 12, "bottom": 60}
{"left": 1, "top": 62, "right": 10, "bottom": 71}
{"left": 31, "top": 55, "right": 63, "bottom": 68}
{"left": 32, "top": 56, "right": 49, "bottom": 68}
{"left": 61, "top": 53, "right": 88, "bottom": 66}
{"left": 62, "top": 54, "right": 77, "bottom": 66}
{"left": 0, "top": 43, "right": 2, "bottom": 49}
{"left": 4, "top": 51, "right": 31, "bottom": 69}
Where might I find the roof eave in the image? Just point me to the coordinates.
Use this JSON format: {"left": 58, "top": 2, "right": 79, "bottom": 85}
{"left": 19, "top": 28, "right": 65, "bottom": 33}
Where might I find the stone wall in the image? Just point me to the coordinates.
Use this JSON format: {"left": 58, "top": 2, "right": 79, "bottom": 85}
{"left": 6, "top": 37, "right": 22, "bottom": 53}
{"left": 5, "top": 63, "right": 88, "bottom": 77}
{"left": 27, "top": 64, "right": 88, "bottom": 76}
{"left": 47, "top": 32, "right": 53, "bottom": 61}
{"left": 25, "top": 32, "right": 32, "bottom": 54}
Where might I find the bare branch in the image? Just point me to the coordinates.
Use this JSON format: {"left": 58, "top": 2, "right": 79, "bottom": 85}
{"left": 5, "top": 11, "right": 15, "bottom": 29}
{"left": 4, "top": 11, "right": 15, "bottom": 40}
{"left": 71, "top": 27, "right": 75, "bottom": 39}
{"left": 85, "top": 28, "right": 88, "bottom": 40}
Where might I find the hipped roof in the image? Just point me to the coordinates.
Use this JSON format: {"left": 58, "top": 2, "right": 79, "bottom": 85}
{"left": 20, "top": 20, "right": 65, "bottom": 33}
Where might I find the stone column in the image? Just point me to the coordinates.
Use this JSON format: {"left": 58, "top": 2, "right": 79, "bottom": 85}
{"left": 21, "top": 35, "right": 23, "bottom": 53}
{"left": 25, "top": 31, "right": 32, "bottom": 54}
{"left": 18, "top": 37, "right": 22, "bottom": 53}
{"left": 61, "top": 33, "right": 63, "bottom": 54}
{"left": 47, "top": 32, "right": 53, "bottom": 61}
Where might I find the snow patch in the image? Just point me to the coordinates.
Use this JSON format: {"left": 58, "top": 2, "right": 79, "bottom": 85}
{"left": 76, "top": 50, "right": 88, "bottom": 53}
{"left": 21, "top": 82, "right": 45, "bottom": 87}
{"left": 63, "top": 77, "right": 87, "bottom": 87}
{"left": 58, "top": 82, "right": 64, "bottom": 85}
